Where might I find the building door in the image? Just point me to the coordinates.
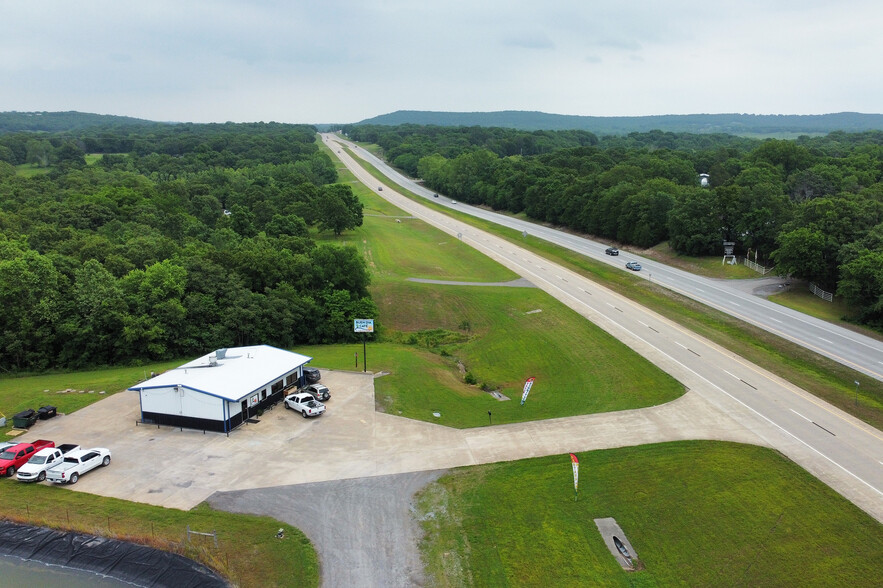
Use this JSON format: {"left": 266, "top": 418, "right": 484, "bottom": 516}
{"left": 241, "top": 399, "right": 248, "bottom": 420}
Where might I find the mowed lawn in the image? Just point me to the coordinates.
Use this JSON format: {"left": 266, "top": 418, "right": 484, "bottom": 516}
{"left": 309, "top": 174, "right": 684, "bottom": 427}
{"left": 417, "top": 441, "right": 883, "bottom": 587}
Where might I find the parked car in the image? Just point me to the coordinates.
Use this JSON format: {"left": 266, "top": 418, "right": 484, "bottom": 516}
{"left": 16, "top": 444, "right": 80, "bottom": 482}
{"left": 0, "top": 440, "right": 55, "bottom": 477}
{"left": 304, "top": 384, "right": 331, "bottom": 402}
{"left": 303, "top": 367, "right": 321, "bottom": 383}
{"left": 605, "top": 247, "right": 619, "bottom": 256}
{"left": 45, "top": 448, "right": 111, "bottom": 484}
{"left": 625, "top": 261, "right": 642, "bottom": 271}
{"left": 284, "top": 392, "right": 326, "bottom": 418}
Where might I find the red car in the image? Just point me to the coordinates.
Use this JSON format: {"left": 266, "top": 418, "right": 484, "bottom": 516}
{"left": 0, "top": 440, "right": 55, "bottom": 477}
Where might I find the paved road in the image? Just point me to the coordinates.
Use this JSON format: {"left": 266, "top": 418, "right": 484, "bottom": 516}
{"left": 325, "top": 134, "right": 883, "bottom": 523}
{"left": 326, "top": 134, "right": 883, "bottom": 383}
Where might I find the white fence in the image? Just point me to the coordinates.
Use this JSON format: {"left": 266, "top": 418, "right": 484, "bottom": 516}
{"left": 743, "top": 258, "right": 772, "bottom": 275}
{"left": 809, "top": 282, "right": 834, "bottom": 302}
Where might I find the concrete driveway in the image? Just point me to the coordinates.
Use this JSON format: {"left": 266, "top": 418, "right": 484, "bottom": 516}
{"left": 17, "top": 371, "right": 759, "bottom": 511}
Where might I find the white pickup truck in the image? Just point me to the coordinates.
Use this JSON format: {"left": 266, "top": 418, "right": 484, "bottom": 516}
{"left": 46, "top": 448, "right": 111, "bottom": 484}
{"left": 16, "top": 444, "right": 80, "bottom": 482}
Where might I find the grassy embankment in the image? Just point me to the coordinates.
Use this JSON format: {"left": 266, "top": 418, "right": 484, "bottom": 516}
{"left": 308, "top": 147, "right": 684, "bottom": 426}
{"left": 334, "top": 142, "right": 883, "bottom": 430}
{"left": 416, "top": 441, "right": 883, "bottom": 587}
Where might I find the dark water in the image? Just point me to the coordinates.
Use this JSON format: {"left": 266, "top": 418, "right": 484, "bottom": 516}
{"left": 0, "top": 554, "right": 133, "bottom": 587}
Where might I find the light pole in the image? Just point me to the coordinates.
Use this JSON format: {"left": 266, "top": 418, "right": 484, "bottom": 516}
{"left": 854, "top": 380, "right": 860, "bottom": 406}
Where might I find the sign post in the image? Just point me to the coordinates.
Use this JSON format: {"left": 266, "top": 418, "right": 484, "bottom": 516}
{"left": 354, "top": 319, "right": 375, "bottom": 373}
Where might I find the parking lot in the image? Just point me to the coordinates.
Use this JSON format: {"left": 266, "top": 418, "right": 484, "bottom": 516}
{"left": 14, "top": 368, "right": 756, "bottom": 511}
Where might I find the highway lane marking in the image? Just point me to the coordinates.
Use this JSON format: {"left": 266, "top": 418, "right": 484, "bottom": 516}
{"left": 353, "top": 139, "right": 883, "bottom": 381}
{"left": 791, "top": 409, "right": 812, "bottom": 423}
{"left": 813, "top": 422, "right": 836, "bottom": 436}
{"left": 731, "top": 302, "right": 741, "bottom": 307}
{"left": 337, "top": 138, "right": 883, "bottom": 499}
{"left": 819, "top": 337, "right": 833, "bottom": 344}
{"left": 722, "top": 369, "right": 740, "bottom": 380}
{"left": 770, "top": 318, "right": 782, "bottom": 323}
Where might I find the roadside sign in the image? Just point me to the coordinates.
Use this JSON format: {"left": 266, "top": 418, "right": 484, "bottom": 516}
{"left": 354, "top": 319, "right": 374, "bottom": 333}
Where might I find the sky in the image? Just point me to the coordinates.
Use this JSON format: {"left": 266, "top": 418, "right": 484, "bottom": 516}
{"left": 2, "top": 1, "right": 881, "bottom": 124}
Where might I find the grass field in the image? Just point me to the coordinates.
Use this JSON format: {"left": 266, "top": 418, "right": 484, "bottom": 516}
{"left": 312, "top": 145, "right": 685, "bottom": 426}
{"left": 0, "top": 361, "right": 182, "bottom": 424}
{"left": 0, "top": 481, "right": 318, "bottom": 587}
{"left": 416, "top": 441, "right": 883, "bottom": 587}
{"left": 331, "top": 146, "right": 883, "bottom": 430}
{"left": 645, "top": 241, "right": 761, "bottom": 279}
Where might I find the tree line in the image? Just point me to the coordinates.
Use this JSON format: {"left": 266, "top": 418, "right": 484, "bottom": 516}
{"left": 0, "top": 123, "right": 371, "bottom": 373}
{"left": 346, "top": 124, "right": 883, "bottom": 326}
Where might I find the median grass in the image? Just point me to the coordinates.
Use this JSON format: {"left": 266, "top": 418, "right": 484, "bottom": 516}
{"left": 336, "top": 147, "right": 883, "bottom": 429}
{"left": 416, "top": 441, "right": 883, "bottom": 587}
{"left": 0, "top": 481, "right": 317, "bottom": 587}
{"left": 312, "top": 145, "right": 685, "bottom": 426}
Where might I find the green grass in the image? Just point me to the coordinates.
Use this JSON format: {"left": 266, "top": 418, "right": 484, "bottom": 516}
{"left": 14, "top": 163, "right": 50, "bottom": 177}
{"left": 0, "top": 360, "right": 182, "bottom": 428}
{"left": 339, "top": 151, "right": 883, "bottom": 429}
{"left": 0, "top": 482, "right": 318, "bottom": 587}
{"left": 84, "top": 153, "right": 104, "bottom": 165}
{"left": 645, "top": 241, "right": 762, "bottom": 279}
{"left": 767, "top": 288, "right": 883, "bottom": 340}
{"left": 416, "top": 441, "right": 883, "bottom": 587}
{"left": 310, "top": 142, "right": 685, "bottom": 427}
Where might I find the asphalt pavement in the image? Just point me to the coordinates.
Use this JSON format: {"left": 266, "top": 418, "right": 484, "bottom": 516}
{"left": 328, "top": 133, "right": 883, "bottom": 383}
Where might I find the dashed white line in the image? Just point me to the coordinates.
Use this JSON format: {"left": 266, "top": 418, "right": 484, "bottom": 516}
{"left": 771, "top": 318, "right": 782, "bottom": 323}
{"left": 790, "top": 409, "right": 812, "bottom": 423}
{"left": 722, "top": 369, "right": 740, "bottom": 380}
{"left": 675, "top": 341, "right": 687, "bottom": 349}
{"left": 819, "top": 337, "right": 833, "bottom": 344}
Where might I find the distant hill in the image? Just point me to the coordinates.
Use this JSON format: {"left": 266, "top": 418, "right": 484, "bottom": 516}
{"left": 353, "top": 110, "right": 883, "bottom": 136}
{"left": 0, "top": 111, "right": 163, "bottom": 133}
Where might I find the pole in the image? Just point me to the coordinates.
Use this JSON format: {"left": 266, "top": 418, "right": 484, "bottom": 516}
{"left": 355, "top": 352, "right": 358, "bottom": 369}
{"left": 488, "top": 411, "right": 492, "bottom": 425}
{"left": 363, "top": 333, "right": 367, "bottom": 373}
{"left": 855, "top": 380, "right": 860, "bottom": 406}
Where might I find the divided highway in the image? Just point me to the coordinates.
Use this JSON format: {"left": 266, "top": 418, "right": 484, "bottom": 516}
{"left": 326, "top": 134, "right": 883, "bottom": 384}
{"left": 325, "top": 133, "right": 883, "bottom": 522}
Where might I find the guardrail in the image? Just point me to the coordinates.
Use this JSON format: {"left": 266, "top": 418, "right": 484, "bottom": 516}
{"left": 743, "top": 258, "right": 772, "bottom": 275}
{"left": 809, "top": 282, "right": 834, "bottom": 302}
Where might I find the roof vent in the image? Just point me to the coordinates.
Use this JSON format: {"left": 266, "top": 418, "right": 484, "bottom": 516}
{"left": 216, "top": 348, "right": 228, "bottom": 360}
{"left": 209, "top": 354, "right": 217, "bottom": 367}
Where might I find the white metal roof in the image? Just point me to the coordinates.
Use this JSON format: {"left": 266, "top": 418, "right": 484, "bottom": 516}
{"left": 128, "top": 345, "right": 312, "bottom": 402}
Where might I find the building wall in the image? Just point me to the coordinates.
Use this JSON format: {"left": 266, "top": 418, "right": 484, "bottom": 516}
{"left": 141, "top": 386, "right": 224, "bottom": 420}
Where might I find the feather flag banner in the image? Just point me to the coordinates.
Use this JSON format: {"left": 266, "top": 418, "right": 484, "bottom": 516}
{"left": 520, "top": 377, "right": 535, "bottom": 406}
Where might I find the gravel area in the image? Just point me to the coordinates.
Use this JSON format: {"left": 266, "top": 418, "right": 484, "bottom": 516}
{"left": 208, "top": 470, "right": 447, "bottom": 588}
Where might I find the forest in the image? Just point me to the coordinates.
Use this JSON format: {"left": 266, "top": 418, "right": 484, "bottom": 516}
{"left": 344, "top": 124, "right": 883, "bottom": 326}
{"left": 0, "top": 121, "right": 372, "bottom": 373}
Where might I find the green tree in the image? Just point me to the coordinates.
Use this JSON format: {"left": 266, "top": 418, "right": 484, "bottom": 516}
{"left": 316, "top": 184, "right": 363, "bottom": 235}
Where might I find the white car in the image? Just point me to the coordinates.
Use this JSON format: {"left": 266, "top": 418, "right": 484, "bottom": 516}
{"left": 46, "top": 448, "right": 111, "bottom": 484}
{"left": 284, "top": 392, "right": 326, "bottom": 418}
{"left": 17, "top": 445, "right": 79, "bottom": 482}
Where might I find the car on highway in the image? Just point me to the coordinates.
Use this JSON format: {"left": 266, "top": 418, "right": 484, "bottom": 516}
{"left": 625, "top": 261, "right": 642, "bottom": 271}
{"left": 378, "top": 186, "right": 383, "bottom": 191}
{"left": 605, "top": 247, "right": 619, "bottom": 256}
{"left": 304, "top": 383, "right": 331, "bottom": 402}
{"left": 433, "top": 193, "right": 438, "bottom": 198}
{"left": 284, "top": 392, "right": 326, "bottom": 418}
{"left": 451, "top": 200, "right": 457, "bottom": 204}
{"left": 303, "top": 367, "right": 321, "bottom": 383}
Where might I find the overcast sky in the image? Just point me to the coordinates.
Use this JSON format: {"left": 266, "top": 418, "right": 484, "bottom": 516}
{"left": 2, "top": 1, "right": 881, "bottom": 124}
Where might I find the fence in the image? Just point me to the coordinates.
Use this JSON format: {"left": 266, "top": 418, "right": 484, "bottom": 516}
{"left": 743, "top": 258, "right": 772, "bottom": 275}
{"left": 809, "top": 282, "right": 834, "bottom": 302}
